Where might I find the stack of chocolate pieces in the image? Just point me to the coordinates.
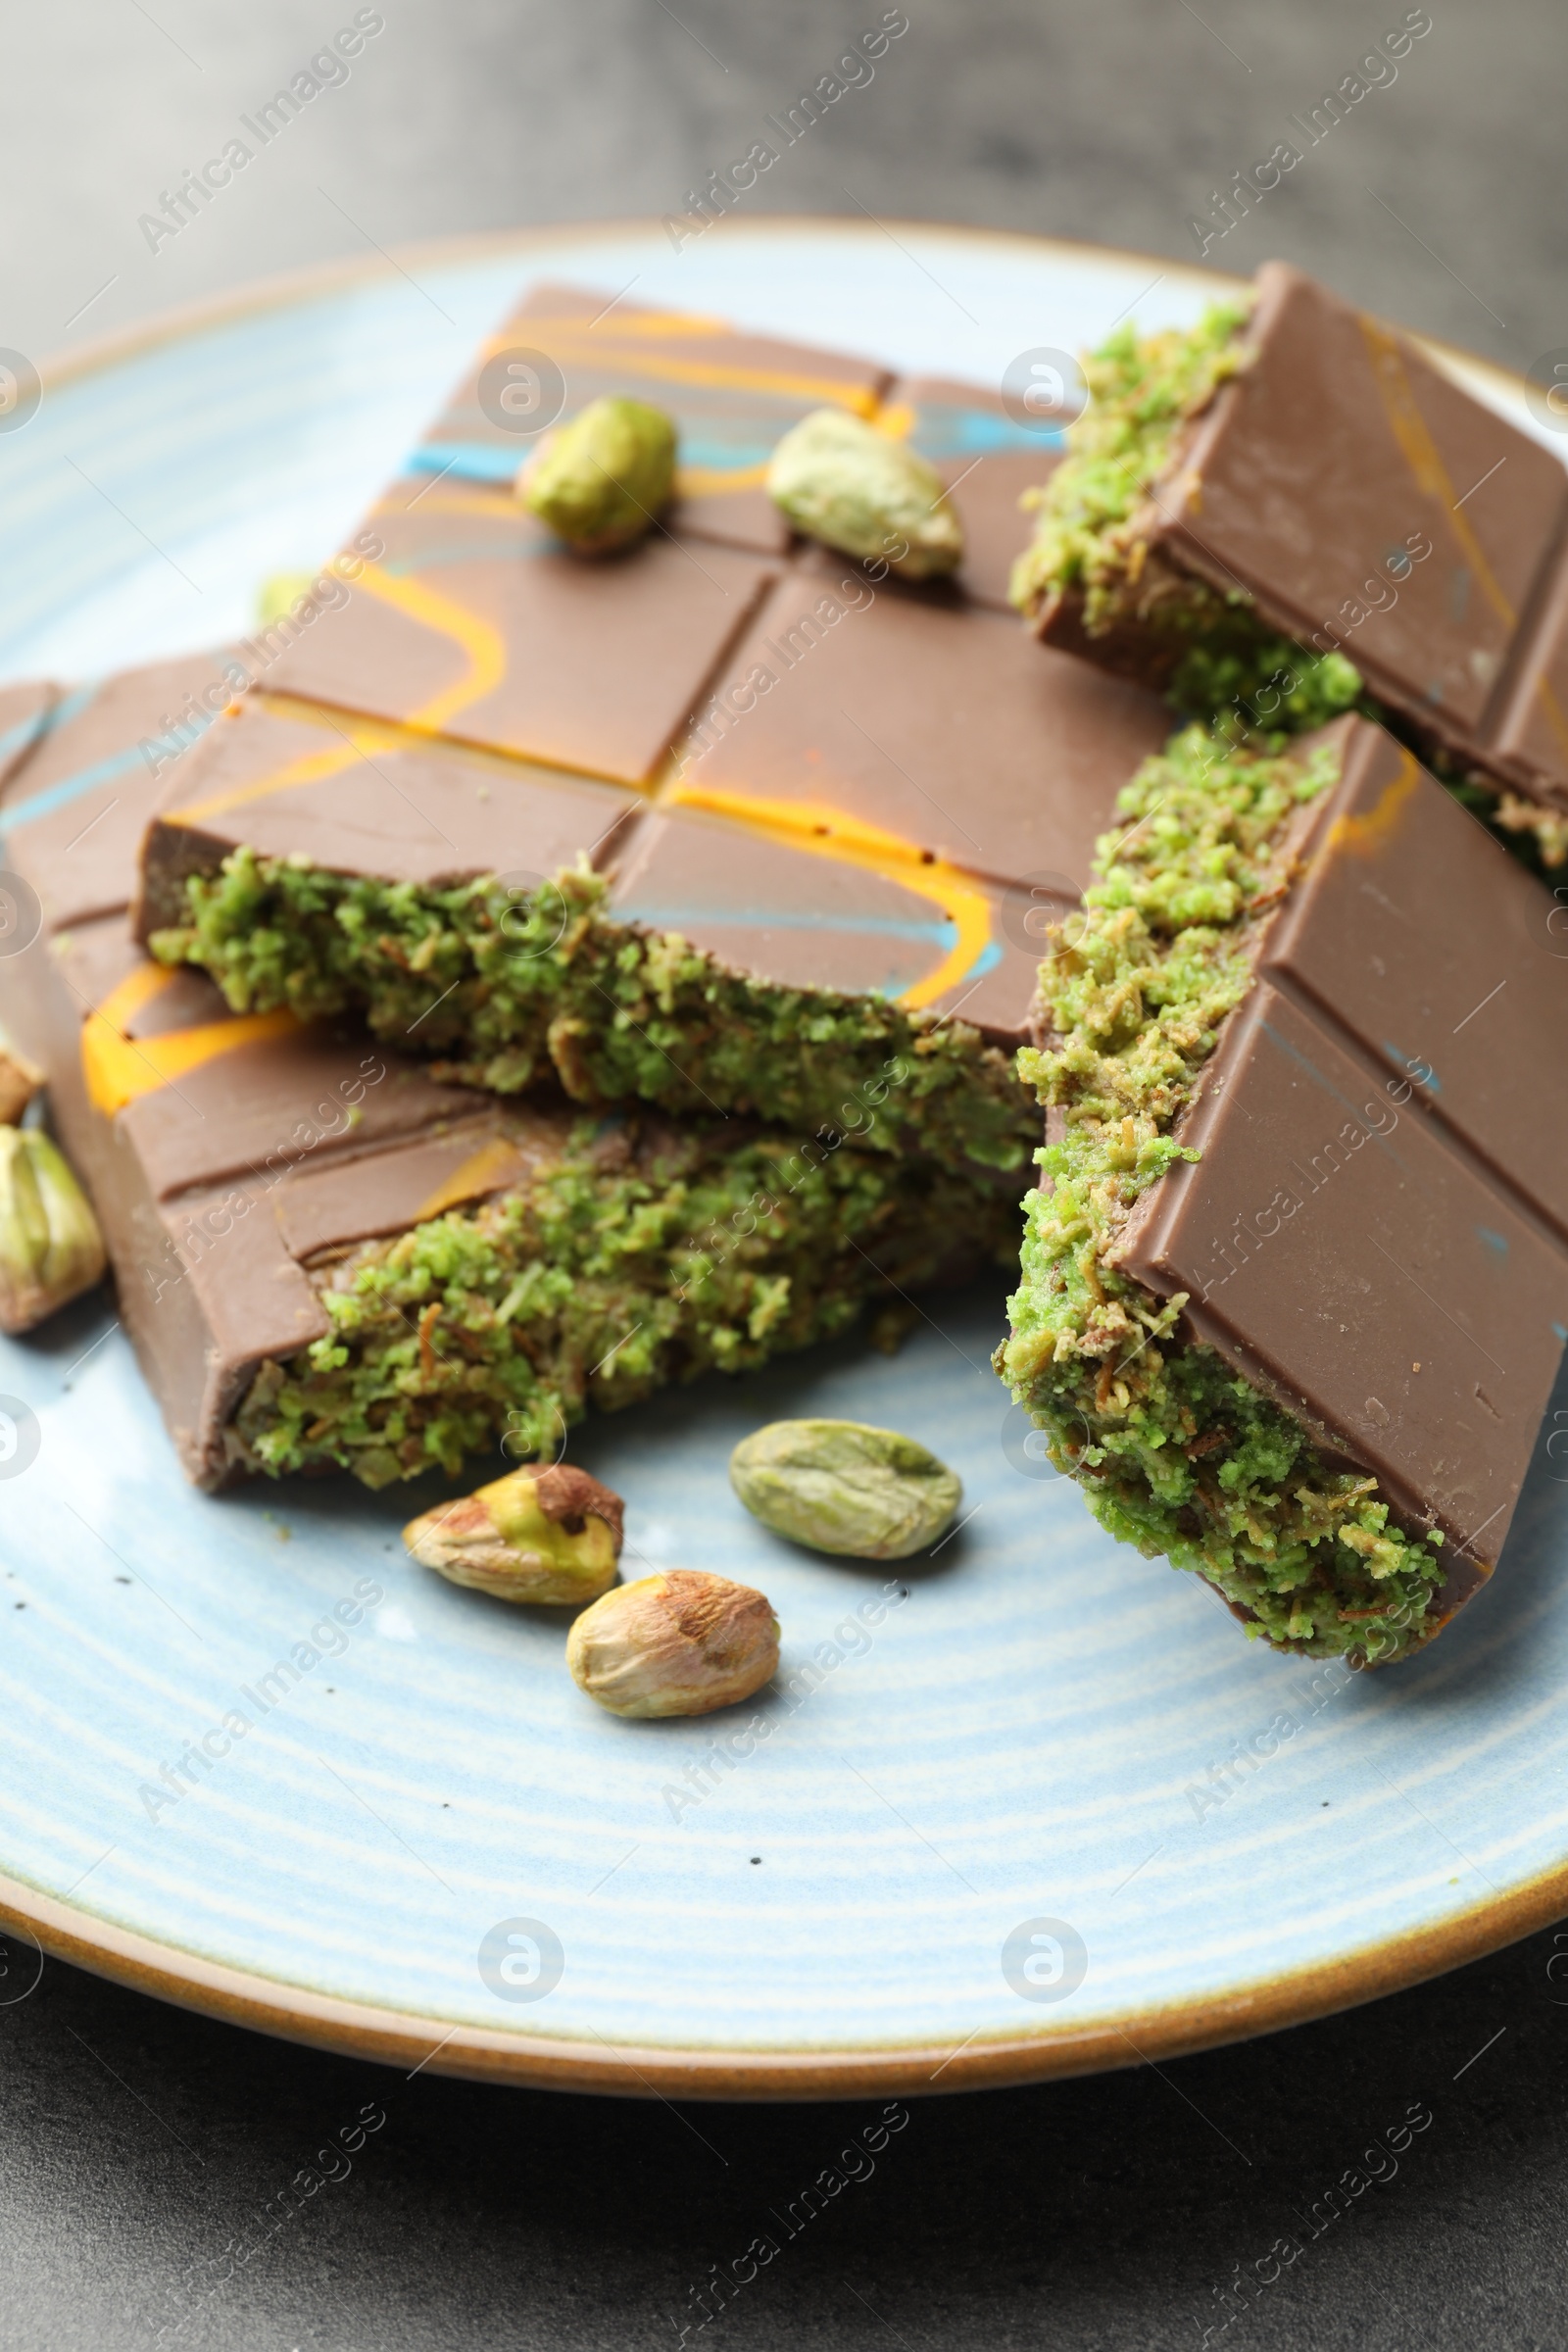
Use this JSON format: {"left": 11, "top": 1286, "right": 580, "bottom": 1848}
{"left": 5, "top": 262, "right": 1566, "bottom": 1667}
{"left": 1, "top": 290, "right": 1106, "bottom": 1493}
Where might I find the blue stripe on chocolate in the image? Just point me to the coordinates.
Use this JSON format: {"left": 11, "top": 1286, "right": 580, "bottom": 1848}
{"left": 0, "top": 659, "right": 233, "bottom": 837}
{"left": 0, "top": 705, "right": 53, "bottom": 767}
{"left": 614, "top": 906, "right": 959, "bottom": 947}
{"left": 405, "top": 444, "right": 518, "bottom": 484}
{"left": 1384, "top": 1039, "right": 1441, "bottom": 1093}
{"left": 405, "top": 430, "right": 776, "bottom": 484}
{"left": 913, "top": 411, "right": 1063, "bottom": 459}
{"left": 0, "top": 740, "right": 150, "bottom": 835}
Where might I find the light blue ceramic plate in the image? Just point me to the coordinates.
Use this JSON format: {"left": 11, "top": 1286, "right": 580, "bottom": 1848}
{"left": 1, "top": 221, "right": 1565, "bottom": 2097}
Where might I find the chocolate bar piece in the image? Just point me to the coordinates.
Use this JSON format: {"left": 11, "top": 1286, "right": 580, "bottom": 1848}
{"left": 137, "top": 688, "right": 1050, "bottom": 1182}
{"left": 410, "top": 280, "right": 890, "bottom": 554}
{"left": 1012, "top": 261, "right": 1568, "bottom": 826}
{"left": 1000, "top": 711, "right": 1568, "bottom": 1661}
{"left": 138, "top": 265, "right": 1170, "bottom": 1184}
{"left": 0, "top": 658, "right": 1015, "bottom": 1490}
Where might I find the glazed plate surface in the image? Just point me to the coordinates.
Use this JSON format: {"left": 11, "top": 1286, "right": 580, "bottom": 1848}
{"left": 2, "top": 220, "right": 1566, "bottom": 2095}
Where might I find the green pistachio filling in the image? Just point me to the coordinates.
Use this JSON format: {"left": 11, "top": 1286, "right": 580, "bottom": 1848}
{"left": 997, "top": 725, "right": 1447, "bottom": 1662}
{"left": 1008, "top": 301, "right": 1364, "bottom": 736}
{"left": 232, "top": 1117, "right": 1017, "bottom": 1490}
{"left": 150, "top": 857, "right": 1034, "bottom": 1181}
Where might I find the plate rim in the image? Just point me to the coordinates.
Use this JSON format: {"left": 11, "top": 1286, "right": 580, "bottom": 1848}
{"left": 4, "top": 1848, "right": 1565, "bottom": 2098}
{"left": 15, "top": 219, "right": 1560, "bottom": 2097}
{"left": 35, "top": 213, "right": 1534, "bottom": 421}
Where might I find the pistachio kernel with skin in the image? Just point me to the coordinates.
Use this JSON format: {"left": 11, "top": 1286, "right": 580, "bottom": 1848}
{"left": 565, "top": 1570, "right": 779, "bottom": 1719}
{"left": 0, "top": 1127, "right": 107, "bottom": 1336}
{"left": 516, "top": 395, "right": 678, "bottom": 554}
{"left": 765, "top": 408, "right": 963, "bottom": 580}
{"left": 404, "top": 1462, "right": 623, "bottom": 1605}
{"left": 729, "top": 1418, "right": 961, "bottom": 1558}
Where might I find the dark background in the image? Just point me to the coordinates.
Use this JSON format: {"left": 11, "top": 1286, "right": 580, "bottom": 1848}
{"left": 5, "top": 1, "right": 1567, "bottom": 2345}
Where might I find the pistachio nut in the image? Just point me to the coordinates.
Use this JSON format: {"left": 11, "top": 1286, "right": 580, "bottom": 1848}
{"left": 404, "top": 1462, "right": 623, "bottom": 1604}
{"left": 516, "top": 395, "right": 677, "bottom": 553}
{"left": 729, "top": 1418, "right": 960, "bottom": 1558}
{"left": 0, "top": 1045, "right": 41, "bottom": 1130}
{"left": 0, "top": 1127, "right": 107, "bottom": 1335}
{"left": 257, "top": 571, "right": 317, "bottom": 627}
{"left": 765, "top": 408, "right": 963, "bottom": 580}
{"left": 565, "top": 1570, "right": 779, "bottom": 1718}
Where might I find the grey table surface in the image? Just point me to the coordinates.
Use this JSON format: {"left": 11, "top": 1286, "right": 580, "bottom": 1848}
{"left": 4, "top": 1, "right": 1567, "bottom": 2345}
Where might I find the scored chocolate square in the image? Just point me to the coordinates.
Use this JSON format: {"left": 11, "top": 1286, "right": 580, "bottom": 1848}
{"left": 604, "top": 803, "right": 1047, "bottom": 1044}
{"left": 1257, "top": 722, "right": 1568, "bottom": 1244}
{"left": 137, "top": 696, "right": 638, "bottom": 930}
{"left": 676, "top": 550, "right": 1170, "bottom": 890}
{"left": 1117, "top": 975, "right": 1568, "bottom": 1599}
{"left": 263, "top": 476, "right": 778, "bottom": 785}
{"left": 1032, "top": 261, "right": 1568, "bottom": 811}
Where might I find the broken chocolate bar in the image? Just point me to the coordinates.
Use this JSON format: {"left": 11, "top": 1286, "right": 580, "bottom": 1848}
{"left": 136, "top": 687, "right": 1050, "bottom": 1180}
{"left": 0, "top": 653, "right": 1016, "bottom": 1490}
{"left": 134, "top": 277, "right": 1167, "bottom": 1181}
{"left": 137, "top": 272, "right": 1170, "bottom": 1185}
{"left": 1000, "top": 711, "right": 1568, "bottom": 1661}
{"left": 1011, "top": 261, "right": 1568, "bottom": 833}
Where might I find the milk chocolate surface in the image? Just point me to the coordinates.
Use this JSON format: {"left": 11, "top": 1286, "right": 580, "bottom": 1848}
{"left": 1104, "top": 714, "right": 1568, "bottom": 1610}
{"left": 1038, "top": 262, "right": 1568, "bottom": 808}
{"left": 2, "top": 649, "right": 256, "bottom": 930}
{"left": 605, "top": 804, "right": 1048, "bottom": 1043}
{"left": 679, "top": 553, "right": 1170, "bottom": 891}
{"left": 891, "top": 375, "right": 1061, "bottom": 611}
{"left": 1258, "top": 720, "right": 1568, "bottom": 1242}
{"left": 1117, "top": 976, "right": 1568, "bottom": 1600}
{"left": 141, "top": 286, "right": 1160, "bottom": 1047}
{"left": 137, "top": 696, "right": 637, "bottom": 932}
{"left": 265, "top": 477, "right": 778, "bottom": 785}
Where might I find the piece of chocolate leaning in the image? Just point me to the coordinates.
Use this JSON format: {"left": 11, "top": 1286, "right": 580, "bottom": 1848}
{"left": 0, "top": 651, "right": 1018, "bottom": 1490}
{"left": 1010, "top": 261, "right": 1568, "bottom": 845}
{"left": 1000, "top": 711, "right": 1568, "bottom": 1661}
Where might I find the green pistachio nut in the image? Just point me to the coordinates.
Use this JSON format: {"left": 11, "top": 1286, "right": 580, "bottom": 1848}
{"left": 729, "top": 1418, "right": 961, "bottom": 1558}
{"left": 257, "top": 571, "right": 318, "bottom": 627}
{"left": 404, "top": 1461, "right": 623, "bottom": 1604}
{"left": 516, "top": 395, "right": 677, "bottom": 553}
{"left": 0, "top": 1127, "right": 107, "bottom": 1335}
{"left": 565, "top": 1570, "right": 780, "bottom": 1718}
{"left": 765, "top": 409, "right": 963, "bottom": 580}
